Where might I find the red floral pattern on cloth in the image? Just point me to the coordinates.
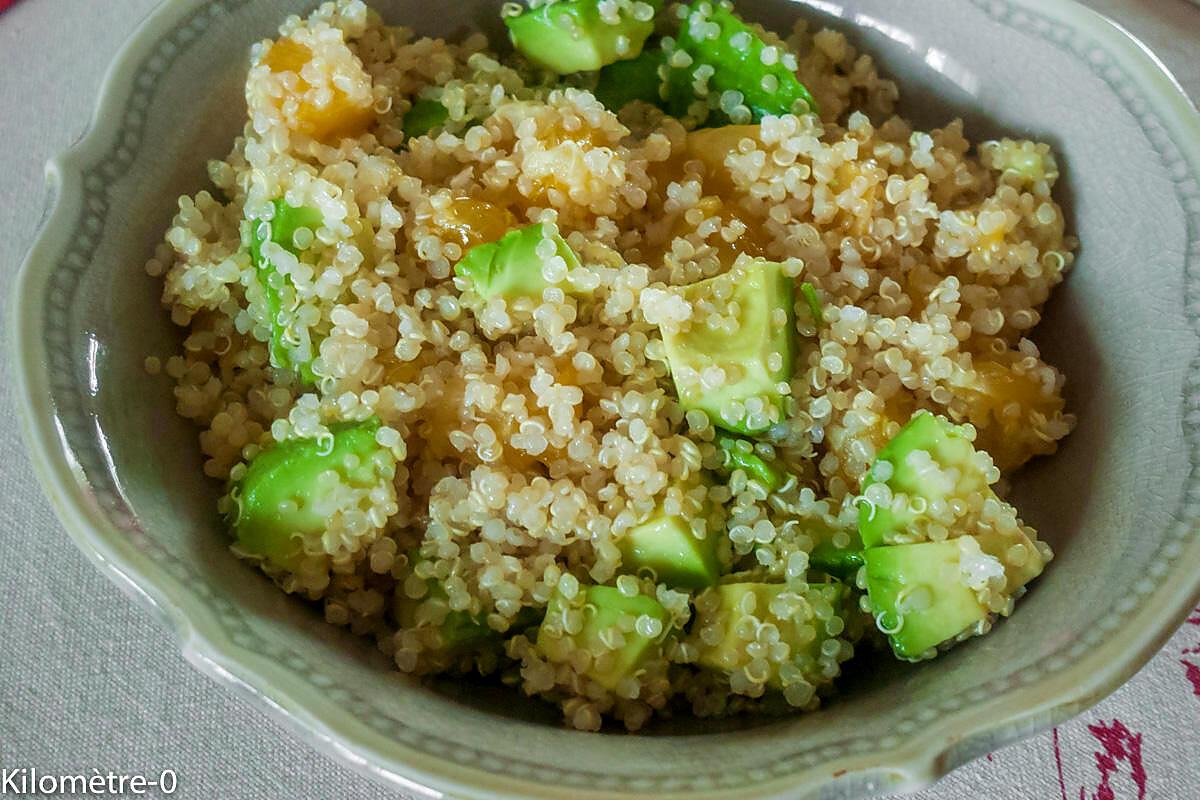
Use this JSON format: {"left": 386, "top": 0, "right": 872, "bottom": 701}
{"left": 1056, "top": 723, "right": 1148, "bottom": 800}
{"left": 885, "top": 606, "right": 1200, "bottom": 798}
{"left": 0, "top": 0, "right": 19, "bottom": 12}
{"left": 1181, "top": 611, "right": 1200, "bottom": 697}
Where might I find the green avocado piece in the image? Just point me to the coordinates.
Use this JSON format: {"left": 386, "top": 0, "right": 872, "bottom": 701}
{"left": 989, "top": 141, "right": 1055, "bottom": 184}
{"left": 691, "top": 582, "right": 846, "bottom": 690}
{"left": 974, "top": 526, "right": 1047, "bottom": 595}
{"left": 536, "top": 585, "right": 671, "bottom": 690}
{"left": 809, "top": 538, "right": 864, "bottom": 581}
{"left": 229, "top": 418, "right": 394, "bottom": 570}
{"left": 453, "top": 222, "right": 582, "bottom": 301}
{"left": 799, "top": 282, "right": 823, "bottom": 328}
{"left": 440, "top": 610, "right": 494, "bottom": 648}
{"left": 395, "top": 549, "right": 492, "bottom": 654}
{"left": 402, "top": 97, "right": 451, "bottom": 140}
{"left": 857, "top": 411, "right": 991, "bottom": 548}
{"left": 713, "top": 432, "right": 783, "bottom": 491}
{"left": 593, "top": 47, "right": 666, "bottom": 110}
{"left": 667, "top": 0, "right": 817, "bottom": 123}
{"left": 505, "top": 0, "right": 662, "bottom": 74}
{"left": 619, "top": 502, "right": 722, "bottom": 589}
{"left": 395, "top": 555, "right": 545, "bottom": 656}
{"left": 396, "top": 589, "right": 494, "bottom": 651}
{"left": 660, "top": 259, "right": 795, "bottom": 435}
{"left": 247, "top": 199, "right": 324, "bottom": 383}
{"left": 863, "top": 540, "right": 989, "bottom": 660}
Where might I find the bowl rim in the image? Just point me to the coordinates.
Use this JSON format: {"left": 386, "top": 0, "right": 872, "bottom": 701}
{"left": 9, "top": 0, "right": 1200, "bottom": 798}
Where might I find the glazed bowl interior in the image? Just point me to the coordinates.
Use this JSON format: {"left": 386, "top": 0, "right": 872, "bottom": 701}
{"left": 18, "top": 0, "right": 1200, "bottom": 797}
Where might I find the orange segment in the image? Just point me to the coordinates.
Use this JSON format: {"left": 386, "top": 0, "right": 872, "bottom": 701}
{"left": 683, "top": 125, "right": 761, "bottom": 194}
{"left": 438, "top": 199, "right": 517, "bottom": 251}
{"left": 826, "top": 404, "right": 908, "bottom": 494}
{"left": 263, "top": 37, "right": 375, "bottom": 143}
{"left": 508, "top": 113, "right": 612, "bottom": 206}
{"left": 383, "top": 358, "right": 421, "bottom": 387}
{"left": 394, "top": 365, "right": 566, "bottom": 472}
{"left": 963, "top": 356, "right": 1065, "bottom": 471}
{"left": 262, "top": 36, "right": 310, "bottom": 73}
{"left": 693, "top": 196, "right": 767, "bottom": 263}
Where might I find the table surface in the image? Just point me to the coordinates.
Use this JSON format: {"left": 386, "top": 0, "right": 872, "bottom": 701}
{"left": 2, "top": 1, "right": 1199, "bottom": 798}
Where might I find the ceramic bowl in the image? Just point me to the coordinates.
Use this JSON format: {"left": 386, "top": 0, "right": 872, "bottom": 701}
{"left": 11, "top": 0, "right": 1200, "bottom": 797}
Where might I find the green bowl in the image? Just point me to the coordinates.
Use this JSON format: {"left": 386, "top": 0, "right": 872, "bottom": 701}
{"left": 10, "top": 0, "right": 1200, "bottom": 797}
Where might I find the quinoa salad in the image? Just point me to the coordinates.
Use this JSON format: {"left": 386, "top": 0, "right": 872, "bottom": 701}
{"left": 150, "top": 0, "right": 1076, "bottom": 730}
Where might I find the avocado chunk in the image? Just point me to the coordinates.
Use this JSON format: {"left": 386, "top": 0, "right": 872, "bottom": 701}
{"left": 809, "top": 536, "right": 864, "bottom": 581}
{"left": 505, "top": 0, "right": 661, "bottom": 75}
{"left": 857, "top": 411, "right": 992, "bottom": 548}
{"left": 593, "top": 47, "right": 665, "bottom": 110}
{"left": 395, "top": 549, "right": 493, "bottom": 655}
{"left": 857, "top": 412, "right": 1050, "bottom": 660}
{"left": 619, "top": 496, "right": 722, "bottom": 589}
{"left": 229, "top": 418, "right": 395, "bottom": 570}
{"left": 713, "top": 432, "right": 783, "bottom": 491}
{"left": 402, "top": 97, "right": 451, "bottom": 140}
{"left": 536, "top": 585, "right": 671, "bottom": 690}
{"left": 690, "top": 582, "right": 848, "bottom": 694}
{"left": 985, "top": 139, "right": 1057, "bottom": 186}
{"left": 395, "top": 555, "right": 544, "bottom": 659}
{"left": 799, "top": 282, "right": 823, "bottom": 329}
{"left": 402, "top": 96, "right": 484, "bottom": 143}
{"left": 974, "top": 525, "right": 1048, "bottom": 595}
{"left": 659, "top": 258, "right": 795, "bottom": 435}
{"left": 863, "top": 540, "right": 991, "bottom": 660}
{"left": 395, "top": 583, "right": 494, "bottom": 652}
{"left": 667, "top": 0, "right": 817, "bottom": 124}
{"left": 247, "top": 199, "right": 324, "bottom": 383}
{"left": 453, "top": 221, "right": 582, "bottom": 301}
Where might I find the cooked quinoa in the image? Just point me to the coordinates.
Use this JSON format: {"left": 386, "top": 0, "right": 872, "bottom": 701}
{"left": 151, "top": 0, "right": 1076, "bottom": 731}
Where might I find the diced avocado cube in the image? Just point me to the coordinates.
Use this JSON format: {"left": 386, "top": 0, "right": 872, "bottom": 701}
{"left": 667, "top": 0, "right": 817, "bottom": 124}
{"left": 985, "top": 139, "right": 1057, "bottom": 185}
{"left": 799, "top": 282, "right": 823, "bottom": 328}
{"left": 1006, "top": 149, "right": 1047, "bottom": 181}
{"left": 396, "top": 549, "right": 547, "bottom": 664}
{"left": 619, "top": 501, "right": 722, "bottom": 589}
{"left": 453, "top": 222, "right": 582, "bottom": 301}
{"left": 395, "top": 549, "right": 494, "bottom": 655}
{"left": 229, "top": 418, "right": 395, "bottom": 570}
{"left": 537, "top": 585, "right": 671, "bottom": 690}
{"left": 251, "top": 200, "right": 323, "bottom": 256}
{"left": 691, "top": 582, "right": 846, "bottom": 691}
{"left": 394, "top": 574, "right": 544, "bottom": 674}
{"left": 247, "top": 199, "right": 324, "bottom": 383}
{"left": 454, "top": 241, "right": 504, "bottom": 292}
{"left": 402, "top": 97, "right": 451, "bottom": 140}
{"left": 863, "top": 540, "right": 990, "bottom": 660}
{"left": 857, "top": 411, "right": 991, "bottom": 548}
{"left": 505, "top": 0, "right": 661, "bottom": 75}
{"left": 396, "top": 587, "right": 494, "bottom": 652}
{"left": 594, "top": 47, "right": 665, "bottom": 110}
{"left": 974, "top": 526, "right": 1047, "bottom": 595}
{"left": 809, "top": 538, "right": 864, "bottom": 581}
{"left": 714, "top": 432, "right": 783, "bottom": 491}
{"left": 660, "top": 259, "right": 794, "bottom": 435}
{"left": 440, "top": 610, "right": 493, "bottom": 648}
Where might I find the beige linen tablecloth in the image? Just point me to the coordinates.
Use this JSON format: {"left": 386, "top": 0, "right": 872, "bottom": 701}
{"left": 1, "top": 1, "right": 1198, "bottom": 797}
